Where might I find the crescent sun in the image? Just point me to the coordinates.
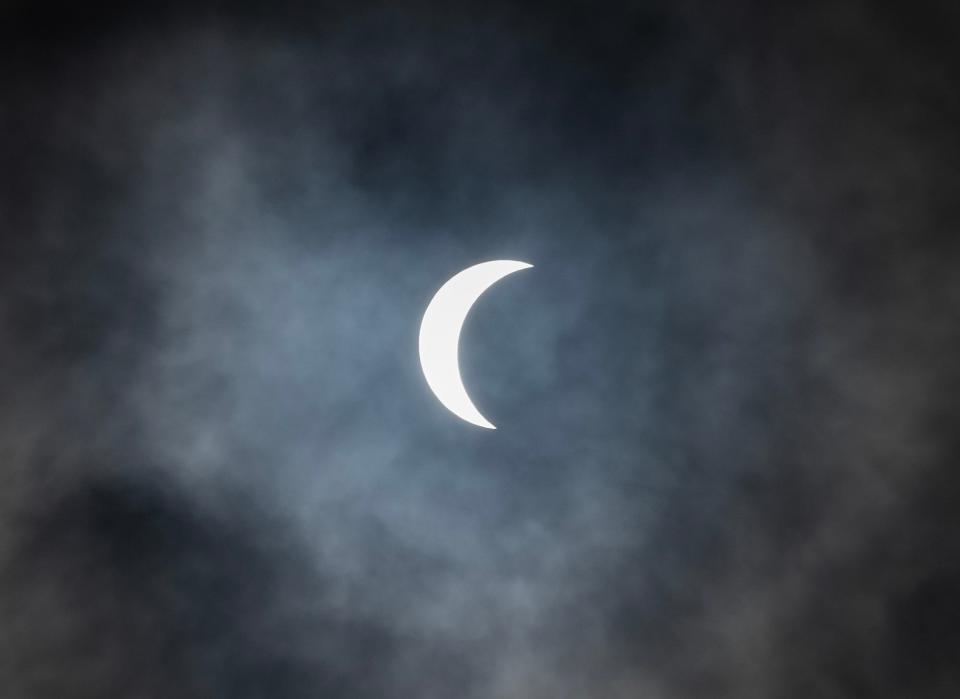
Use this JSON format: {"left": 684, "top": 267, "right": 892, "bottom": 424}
{"left": 419, "top": 260, "right": 533, "bottom": 429}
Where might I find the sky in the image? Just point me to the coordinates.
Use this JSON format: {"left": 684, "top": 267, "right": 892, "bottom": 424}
{"left": 1, "top": 1, "right": 959, "bottom": 697}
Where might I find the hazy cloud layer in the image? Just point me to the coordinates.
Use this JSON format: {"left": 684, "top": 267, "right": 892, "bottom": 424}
{"left": 1, "top": 1, "right": 959, "bottom": 697}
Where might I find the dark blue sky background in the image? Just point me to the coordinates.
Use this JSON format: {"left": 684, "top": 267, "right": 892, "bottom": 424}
{"left": 1, "top": 1, "right": 959, "bottom": 697}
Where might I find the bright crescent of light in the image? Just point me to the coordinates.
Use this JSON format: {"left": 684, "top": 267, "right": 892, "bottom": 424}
{"left": 419, "top": 260, "right": 533, "bottom": 429}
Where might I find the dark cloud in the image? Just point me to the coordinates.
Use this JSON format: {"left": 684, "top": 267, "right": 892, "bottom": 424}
{"left": 1, "top": 1, "right": 959, "bottom": 697}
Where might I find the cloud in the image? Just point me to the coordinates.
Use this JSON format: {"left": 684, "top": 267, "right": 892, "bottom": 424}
{"left": 1, "top": 2, "right": 958, "bottom": 697}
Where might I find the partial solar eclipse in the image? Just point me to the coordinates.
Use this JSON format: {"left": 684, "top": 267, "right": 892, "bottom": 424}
{"left": 419, "top": 260, "right": 533, "bottom": 429}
